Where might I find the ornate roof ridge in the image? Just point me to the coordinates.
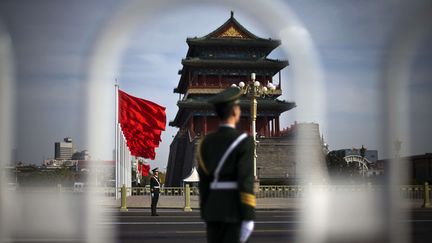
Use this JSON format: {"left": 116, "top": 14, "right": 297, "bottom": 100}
{"left": 188, "top": 11, "right": 270, "bottom": 41}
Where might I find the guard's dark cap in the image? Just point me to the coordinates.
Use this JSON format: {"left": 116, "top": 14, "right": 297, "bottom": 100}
{"left": 152, "top": 167, "right": 159, "bottom": 173}
{"left": 208, "top": 87, "right": 242, "bottom": 106}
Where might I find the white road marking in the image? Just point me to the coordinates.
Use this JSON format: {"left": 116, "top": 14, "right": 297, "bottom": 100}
{"left": 3, "top": 239, "right": 82, "bottom": 242}
{"left": 99, "top": 221, "right": 302, "bottom": 225}
{"left": 100, "top": 219, "right": 432, "bottom": 225}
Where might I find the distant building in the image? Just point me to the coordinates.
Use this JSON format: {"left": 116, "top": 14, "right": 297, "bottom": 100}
{"left": 335, "top": 148, "right": 378, "bottom": 164}
{"left": 43, "top": 159, "right": 77, "bottom": 168}
{"left": 377, "top": 153, "right": 432, "bottom": 184}
{"left": 408, "top": 153, "right": 432, "bottom": 184}
{"left": 164, "top": 12, "right": 331, "bottom": 186}
{"left": 72, "top": 150, "right": 90, "bottom": 160}
{"left": 327, "top": 148, "right": 381, "bottom": 180}
{"left": 165, "top": 12, "right": 324, "bottom": 186}
{"left": 367, "top": 160, "right": 385, "bottom": 178}
{"left": 55, "top": 137, "right": 74, "bottom": 160}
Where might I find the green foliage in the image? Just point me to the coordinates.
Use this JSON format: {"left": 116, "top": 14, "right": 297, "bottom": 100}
{"left": 17, "top": 166, "right": 83, "bottom": 187}
{"left": 158, "top": 172, "right": 166, "bottom": 184}
{"left": 131, "top": 169, "right": 137, "bottom": 182}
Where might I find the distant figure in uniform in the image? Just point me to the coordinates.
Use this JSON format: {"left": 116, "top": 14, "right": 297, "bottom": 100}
{"left": 150, "top": 167, "right": 161, "bottom": 216}
{"left": 197, "top": 87, "right": 255, "bottom": 243}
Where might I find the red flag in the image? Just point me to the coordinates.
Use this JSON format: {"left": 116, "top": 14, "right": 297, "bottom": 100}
{"left": 122, "top": 122, "right": 162, "bottom": 138}
{"left": 137, "top": 161, "right": 150, "bottom": 177}
{"left": 119, "top": 90, "right": 166, "bottom": 131}
{"left": 118, "top": 89, "right": 166, "bottom": 159}
{"left": 123, "top": 130, "right": 159, "bottom": 149}
{"left": 125, "top": 137, "right": 156, "bottom": 159}
{"left": 141, "top": 163, "right": 150, "bottom": 177}
{"left": 121, "top": 124, "right": 162, "bottom": 146}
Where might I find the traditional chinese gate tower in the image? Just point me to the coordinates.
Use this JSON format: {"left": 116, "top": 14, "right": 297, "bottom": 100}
{"left": 165, "top": 12, "right": 297, "bottom": 186}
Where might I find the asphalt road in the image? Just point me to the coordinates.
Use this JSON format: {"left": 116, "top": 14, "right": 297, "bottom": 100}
{"left": 111, "top": 209, "right": 432, "bottom": 243}
{"left": 6, "top": 208, "right": 432, "bottom": 242}
{"left": 112, "top": 209, "right": 298, "bottom": 243}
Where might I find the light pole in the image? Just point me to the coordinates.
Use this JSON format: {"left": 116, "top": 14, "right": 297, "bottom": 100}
{"left": 394, "top": 139, "right": 402, "bottom": 159}
{"left": 231, "top": 73, "right": 277, "bottom": 185}
{"left": 360, "top": 145, "right": 367, "bottom": 178}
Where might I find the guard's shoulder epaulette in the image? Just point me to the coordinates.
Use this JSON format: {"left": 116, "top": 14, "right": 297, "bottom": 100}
{"left": 197, "top": 137, "right": 209, "bottom": 175}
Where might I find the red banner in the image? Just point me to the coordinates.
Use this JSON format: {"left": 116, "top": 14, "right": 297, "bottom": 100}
{"left": 119, "top": 89, "right": 166, "bottom": 159}
{"left": 137, "top": 162, "right": 150, "bottom": 177}
{"left": 141, "top": 163, "right": 150, "bottom": 177}
{"left": 119, "top": 90, "right": 166, "bottom": 131}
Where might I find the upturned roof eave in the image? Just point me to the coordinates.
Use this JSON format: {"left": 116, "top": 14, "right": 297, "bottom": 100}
{"left": 176, "top": 99, "right": 296, "bottom": 111}
{"left": 170, "top": 99, "right": 296, "bottom": 127}
{"left": 181, "top": 58, "right": 289, "bottom": 68}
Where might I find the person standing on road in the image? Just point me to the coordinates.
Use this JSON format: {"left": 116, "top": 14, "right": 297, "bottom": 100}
{"left": 150, "top": 167, "right": 161, "bottom": 216}
{"left": 197, "top": 87, "right": 255, "bottom": 243}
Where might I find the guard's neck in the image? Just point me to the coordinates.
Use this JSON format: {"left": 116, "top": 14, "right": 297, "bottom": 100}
{"left": 220, "top": 117, "right": 236, "bottom": 128}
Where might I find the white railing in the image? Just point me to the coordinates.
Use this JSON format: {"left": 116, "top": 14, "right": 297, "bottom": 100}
{"left": 257, "top": 185, "right": 304, "bottom": 198}
{"left": 114, "top": 185, "right": 431, "bottom": 200}
{"left": 10, "top": 184, "right": 431, "bottom": 200}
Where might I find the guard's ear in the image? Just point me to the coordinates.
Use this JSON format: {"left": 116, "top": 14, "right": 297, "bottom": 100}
{"left": 230, "top": 105, "right": 236, "bottom": 116}
{"left": 229, "top": 107, "right": 236, "bottom": 119}
{"left": 232, "top": 105, "right": 241, "bottom": 117}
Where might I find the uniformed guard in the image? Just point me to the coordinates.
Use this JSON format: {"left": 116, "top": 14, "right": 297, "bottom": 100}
{"left": 150, "top": 167, "right": 161, "bottom": 216}
{"left": 197, "top": 87, "right": 255, "bottom": 243}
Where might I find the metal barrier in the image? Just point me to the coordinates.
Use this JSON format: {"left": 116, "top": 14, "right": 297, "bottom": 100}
{"left": 422, "top": 182, "right": 431, "bottom": 208}
{"left": 257, "top": 185, "right": 304, "bottom": 198}
{"left": 12, "top": 184, "right": 432, "bottom": 200}
{"left": 400, "top": 185, "right": 424, "bottom": 200}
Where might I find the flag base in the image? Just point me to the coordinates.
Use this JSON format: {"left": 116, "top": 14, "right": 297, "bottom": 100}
{"left": 119, "top": 184, "right": 128, "bottom": 212}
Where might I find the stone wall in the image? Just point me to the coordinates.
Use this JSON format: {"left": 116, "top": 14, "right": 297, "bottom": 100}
{"left": 257, "top": 123, "right": 327, "bottom": 184}
{"left": 256, "top": 137, "right": 296, "bottom": 180}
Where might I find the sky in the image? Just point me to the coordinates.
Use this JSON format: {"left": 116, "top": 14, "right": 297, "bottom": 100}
{"left": 0, "top": 0, "right": 431, "bottom": 170}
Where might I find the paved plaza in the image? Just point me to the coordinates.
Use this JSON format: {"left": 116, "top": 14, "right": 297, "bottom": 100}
{"left": 103, "top": 195, "right": 427, "bottom": 210}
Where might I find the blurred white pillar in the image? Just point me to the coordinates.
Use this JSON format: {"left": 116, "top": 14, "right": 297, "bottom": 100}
{"left": 86, "top": 1, "right": 324, "bottom": 243}
{"left": 0, "top": 20, "right": 15, "bottom": 243}
{"left": 383, "top": 7, "right": 432, "bottom": 243}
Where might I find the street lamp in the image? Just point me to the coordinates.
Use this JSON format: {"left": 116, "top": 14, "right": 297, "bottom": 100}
{"left": 360, "top": 145, "right": 367, "bottom": 178}
{"left": 257, "top": 166, "right": 262, "bottom": 179}
{"left": 231, "top": 73, "right": 277, "bottom": 182}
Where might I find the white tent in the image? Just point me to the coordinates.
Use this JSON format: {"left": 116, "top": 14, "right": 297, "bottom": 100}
{"left": 183, "top": 167, "right": 199, "bottom": 182}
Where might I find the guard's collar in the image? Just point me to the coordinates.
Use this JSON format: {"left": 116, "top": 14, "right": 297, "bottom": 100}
{"left": 220, "top": 123, "right": 235, "bottom": 129}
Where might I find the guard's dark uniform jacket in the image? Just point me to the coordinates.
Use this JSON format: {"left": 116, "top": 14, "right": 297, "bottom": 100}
{"left": 150, "top": 175, "right": 161, "bottom": 216}
{"left": 197, "top": 125, "right": 256, "bottom": 222}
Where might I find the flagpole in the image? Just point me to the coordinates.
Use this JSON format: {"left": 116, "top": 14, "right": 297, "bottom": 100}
{"left": 123, "top": 134, "right": 125, "bottom": 188}
{"left": 120, "top": 128, "right": 128, "bottom": 211}
{"left": 115, "top": 82, "right": 119, "bottom": 200}
{"left": 117, "top": 82, "right": 128, "bottom": 212}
